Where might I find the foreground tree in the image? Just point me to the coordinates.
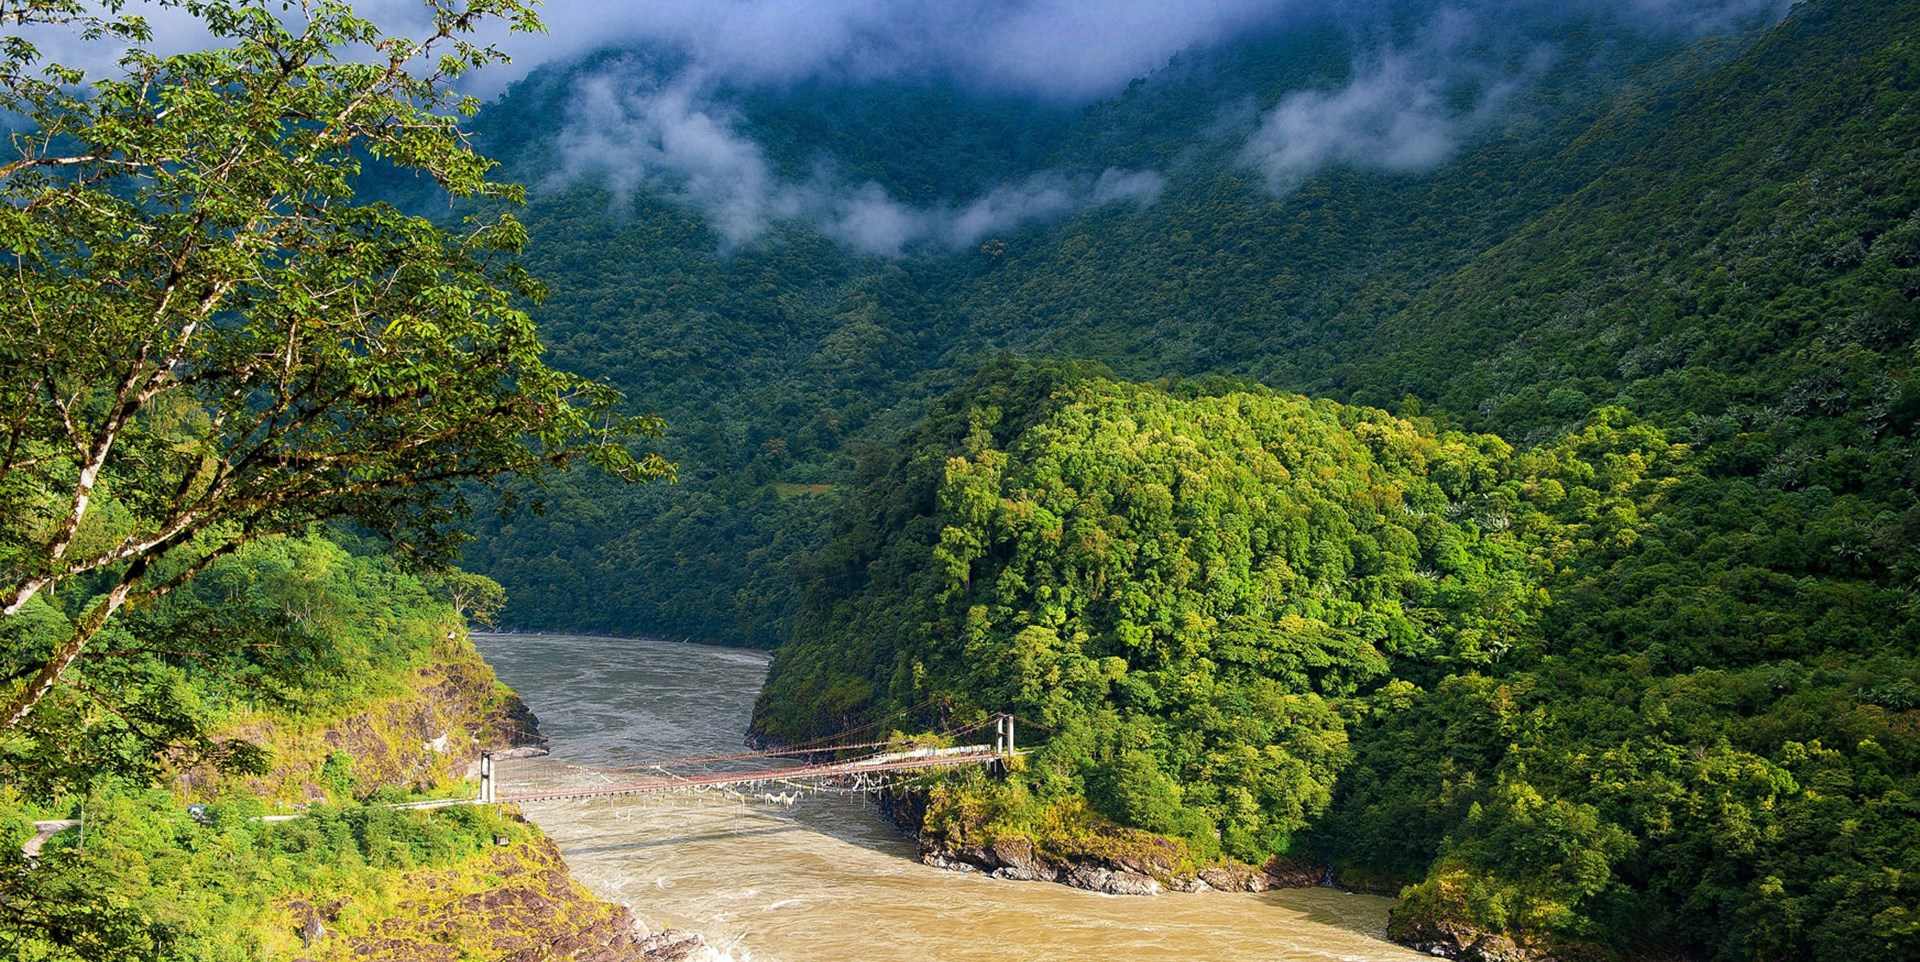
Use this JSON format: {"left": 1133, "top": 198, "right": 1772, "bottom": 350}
{"left": 0, "top": 0, "right": 670, "bottom": 730}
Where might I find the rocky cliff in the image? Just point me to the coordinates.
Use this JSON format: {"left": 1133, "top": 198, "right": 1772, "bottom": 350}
{"left": 201, "top": 631, "right": 722, "bottom": 962}
{"left": 282, "top": 828, "right": 722, "bottom": 962}
{"left": 887, "top": 790, "right": 1325, "bottom": 898}
{"left": 180, "top": 631, "right": 549, "bottom": 804}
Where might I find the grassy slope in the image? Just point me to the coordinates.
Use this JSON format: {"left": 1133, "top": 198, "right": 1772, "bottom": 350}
{"left": 0, "top": 535, "right": 644, "bottom": 962}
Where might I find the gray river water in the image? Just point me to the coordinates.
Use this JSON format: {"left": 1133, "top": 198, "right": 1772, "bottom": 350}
{"left": 472, "top": 631, "right": 1425, "bottom": 962}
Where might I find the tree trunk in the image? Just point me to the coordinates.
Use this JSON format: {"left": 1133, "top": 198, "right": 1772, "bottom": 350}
{"left": 0, "top": 571, "right": 139, "bottom": 730}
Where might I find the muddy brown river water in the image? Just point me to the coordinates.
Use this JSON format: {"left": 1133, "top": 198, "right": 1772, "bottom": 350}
{"left": 474, "top": 632, "right": 1426, "bottom": 962}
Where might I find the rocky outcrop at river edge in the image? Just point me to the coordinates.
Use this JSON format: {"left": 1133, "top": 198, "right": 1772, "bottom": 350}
{"left": 178, "top": 634, "right": 552, "bottom": 804}
{"left": 920, "top": 835, "right": 1324, "bottom": 896}
{"left": 894, "top": 793, "right": 1577, "bottom": 961}
{"left": 283, "top": 830, "right": 723, "bottom": 962}
{"left": 880, "top": 791, "right": 1325, "bottom": 898}
{"left": 219, "top": 630, "right": 727, "bottom": 962}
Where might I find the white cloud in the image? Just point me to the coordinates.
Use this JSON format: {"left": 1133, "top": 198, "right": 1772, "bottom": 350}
{"left": 16, "top": 0, "right": 1798, "bottom": 101}
{"left": 14, "top": 0, "right": 1798, "bottom": 250}
{"left": 1239, "top": 9, "right": 1543, "bottom": 194}
{"left": 553, "top": 62, "right": 1165, "bottom": 254}
{"left": 554, "top": 68, "right": 794, "bottom": 245}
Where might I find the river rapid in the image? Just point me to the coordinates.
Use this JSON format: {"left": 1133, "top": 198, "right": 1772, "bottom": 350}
{"left": 473, "top": 631, "right": 1426, "bottom": 962}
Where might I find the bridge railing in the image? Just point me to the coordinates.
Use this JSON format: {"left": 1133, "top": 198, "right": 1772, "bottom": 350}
{"left": 477, "top": 713, "right": 1020, "bottom": 805}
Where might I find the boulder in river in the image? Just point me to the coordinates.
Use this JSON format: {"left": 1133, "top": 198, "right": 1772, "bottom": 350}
{"left": 1198, "top": 865, "right": 1271, "bottom": 893}
{"left": 639, "top": 929, "right": 725, "bottom": 962}
{"left": 1065, "top": 865, "right": 1164, "bottom": 897}
{"left": 986, "top": 837, "right": 1061, "bottom": 882}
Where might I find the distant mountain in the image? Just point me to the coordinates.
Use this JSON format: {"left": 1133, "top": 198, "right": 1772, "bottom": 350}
{"left": 752, "top": 3, "right": 1920, "bottom": 955}
{"left": 454, "top": 1, "right": 1920, "bottom": 957}
{"left": 459, "top": 0, "right": 1781, "bottom": 645}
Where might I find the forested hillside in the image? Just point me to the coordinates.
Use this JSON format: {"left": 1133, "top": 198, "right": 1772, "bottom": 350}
{"left": 0, "top": 530, "right": 608, "bottom": 960}
{"left": 756, "top": 360, "right": 1916, "bottom": 961}
{"left": 449, "top": 0, "right": 1920, "bottom": 958}
{"left": 458, "top": 0, "right": 1777, "bottom": 643}
{"left": 753, "top": 361, "right": 1578, "bottom": 849}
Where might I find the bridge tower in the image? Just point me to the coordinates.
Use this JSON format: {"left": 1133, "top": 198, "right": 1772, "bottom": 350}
{"left": 479, "top": 751, "right": 495, "bottom": 804}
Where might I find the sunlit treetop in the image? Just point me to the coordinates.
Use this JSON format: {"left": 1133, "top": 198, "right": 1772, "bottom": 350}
{"left": 0, "top": 0, "right": 672, "bottom": 730}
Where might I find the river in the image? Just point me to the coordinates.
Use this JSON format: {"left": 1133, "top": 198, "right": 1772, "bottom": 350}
{"left": 472, "top": 631, "right": 1426, "bottom": 962}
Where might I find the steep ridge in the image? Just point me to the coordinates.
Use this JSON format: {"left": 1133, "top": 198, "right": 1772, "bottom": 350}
{"left": 753, "top": 361, "right": 1583, "bottom": 860}
{"left": 459, "top": 2, "right": 1772, "bottom": 643}
{"left": 1323, "top": 0, "right": 1920, "bottom": 431}
{"left": 755, "top": 353, "right": 1916, "bottom": 960}
{"left": 0, "top": 534, "right": 703, "bottom": 961}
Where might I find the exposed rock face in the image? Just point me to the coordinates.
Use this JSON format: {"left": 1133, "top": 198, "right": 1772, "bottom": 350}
{"left": 1389, "top": 913, "right": 1536, "bottom": 962}
{"left": 486, "top": 693, "right": 552, "bottom": 758}
{"left": 285, "top": 899, "right": 337, "bottom": 946}
{"left": 921, "top": 852, "right": 981, "bottom": 873}
{"left": 887, "top": 785, "right": 1327, "bottom": 897}
{"left": 1259, "top": 855, "right": 1325, "bottom": 888}
{"left": 1385, "top": 874, "right": 1595, "bottom": 962}
{"left": 986, "top": 837, "right": 1056, "bottom": 882}
{"left": 302, "top": 654, "right": 548, "bottom": 791}
{"left": 637, "top": 930, "right": 722, "bottom": 962}
{"left": 1197, "top": 863, "right": 1274, "bottom": 893}
{"left": 283, "top": 834, "right": 723, "bottom": 962}
{"left": 180, "top": 635, "right": 548, "bottom": 803}
{"left": 1065, "top": 865, "right": 1164, "bottom": 896}
{"left": 919, "top": 834, "right": 1314, "bottom": 897}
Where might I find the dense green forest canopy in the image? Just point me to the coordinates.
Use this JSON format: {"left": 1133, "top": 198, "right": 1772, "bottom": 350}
{"left": 452, "top": 1, "right": 1919, "bottom": 958}
{"left": 0, "top": 4, "right": 653, "bottom": 956}
{"left": 754, "top": 363, "right": 1591, "bottom": 846}
{"left": 456, "top": 0, "right": 1846, "bottom": 645}
{"left": 757, "top": 359, "right": 1916, "bottom": 960}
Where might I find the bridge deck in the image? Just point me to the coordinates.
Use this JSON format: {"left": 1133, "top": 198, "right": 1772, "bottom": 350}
{"left": 500, "top": 747, "right": 1002, "bottom": 803}
{"left": 17, "top": 738, "right": 1014, "bottom": 860}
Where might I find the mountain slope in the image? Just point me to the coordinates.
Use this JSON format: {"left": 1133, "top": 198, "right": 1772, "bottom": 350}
{"left": 752, "top": 353, "right": 1916, "bottom": 960}
{"left": 461, "top": 2, "right": 1772, "bottom": 643}
{"left": 450, "top": 0, "right": 1920, "bottom": 957}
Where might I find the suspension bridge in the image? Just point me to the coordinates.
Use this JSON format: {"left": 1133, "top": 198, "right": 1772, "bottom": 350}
{"left": 23, "top": 713, "right": 1027, "bottom": 858}
{"left": 475, "top": 712, "right": 1021, "bottom": 806}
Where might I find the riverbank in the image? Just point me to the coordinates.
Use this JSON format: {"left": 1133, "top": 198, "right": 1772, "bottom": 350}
{"left": 280, "top": 820, "right": 722, "bottom": 962}
{"left": 212, "top": 629, "right": 727, "bottom": 962}
{"left": 475, "top": 632, "right": 1425, "bottom": 962}
{"left": 272, "top": 817, "right": 714, "bottom": 960}
{"left": 879, "top": 787, "right": 1325, "bottom": 898}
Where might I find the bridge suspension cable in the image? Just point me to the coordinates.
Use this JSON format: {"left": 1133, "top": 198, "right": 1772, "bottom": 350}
{"left": 478, "top": 712, "right": 1016, "bottom": 805}
{"left": 591, "top": 701, "right": 994, "bottom": 774}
